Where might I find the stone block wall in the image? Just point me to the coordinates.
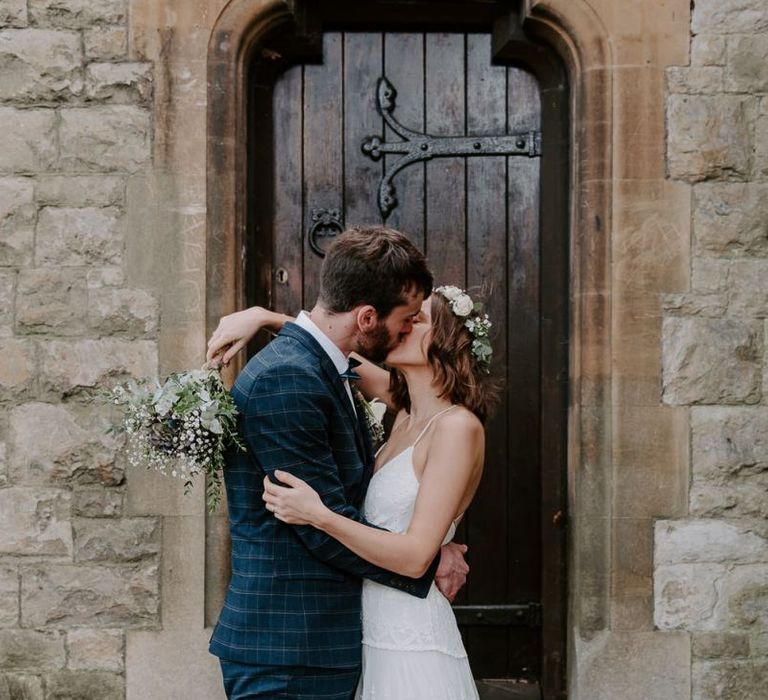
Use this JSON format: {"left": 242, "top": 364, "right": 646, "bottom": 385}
{"left": 659, "top": 1, "right": 768, "bottom": 698}
{"left": 0, "top": 1, "right": 160, "bottom": 696}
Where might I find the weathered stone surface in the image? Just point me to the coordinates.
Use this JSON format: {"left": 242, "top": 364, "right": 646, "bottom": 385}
{"left": 0, "top": 630, "right": 65, "bottom": 670}
{"left": 0, "top": 0, "right": 27, "bottom": 27}
{"left": 15, "top": 268, "right": 87, "bottom": 335}
{"left": 86, "top": 266, "right": 123, "bottom": 289}
{"left": 692, "top": 0, "right": 768, "bottom": 34}
{"left": 752, "top": 630, "right": 768, "bottom": 655}
{"left": 692, "top": 258, "right": 729, "bottom": 294}
{"left": 723, "top": 564, "right": 768, "bottom": 628}
{"left": 0, "top": 442, "right": 7, "bottom": 487}
{"left": 0, "top": 488, "right": 72, "bottom": 556}
{"left": 0, "top": 177, "right": 35, "bottom": 266}
{"left": 693, "top": 183, "right": 768, "bottom": 257}
{"left": 0, "top": 108, "right": 56, "bottom": 173}
{"left": 44, "top": 671, "right": 123, "bottom": 700}
{"left": 21, "top": 563, "right": 159, "bottom": 628}
{"left": 662, "top": 317, "right": 762, "bottom": 405}
{"left": 662, "top": 293, "right": 726, "bottom": 318}
{"left": 691, "top": 35, "right": 727, "bottom": 66}
{"left": 35, "top": 206, "right": 123, "bottom": 267}
{"left": 0, "top": 29, "right": 82, "bottom": 101}
{"left": 726, "top": 260, "right": 768, "bottom": 317}
{"left": 666, "top": 66, "right": 723, "bottom": 94}
{"left": 654, "top": 563, "right": 728, "bottom": 630}
{"left": 655, "top": 519, "right": 768, "bottom": 565}
{"left": 574, "top": 631, "right": 691, "bottom": 700}
{"left": 39, "top": 338, "right": 157, "bottom": 396}
{"left": 35, "top": 175, "right": 124, "bottom": 207}
{"left": 88, "top": 287, "right": 159, "bottom": 336}
{"left": 59, "top": 107, "right": 151, "bottom": 173}
{"left": 84, "top": 62, "right": 152, "bottom": 104}
{"left": 755, "top": 98, "right": 768, "bottom": 179}
{"left": 667, "top": 95, "right": 754, "bottom": 182}
{"left": 690, "top": 473, "right": 768, "bottom": 520}
{"left": 0, "top": 338, "right": 35, "bottom": 397}
{"left": 0, "top": 673, "right": 44, "bottom": 700}
{"left": 8, "top": 402, "right": 123, "bottom": 486}
{"left": 725, "top": 34, "right": 768, "bottom": 93}
{"left": 29, "top": 0, "right": 126, "bottom": 28}
{"left": 83, "top": 25, "right": 127, "bottom": 60}
{"left": 73, "top": 517, "right": 159, "bottom": 563}
{"left": 693, "top": 659, "right": 768, "bottom": 700}
{"left": 0, "top": 271, "right": 13, "bottom": 334}
{"left": 0, "top": 564, "right": 18, "bottom": 626}
{"left": 693, "top": 632, "right": 750, "bottom": 659}
{"left": 71, "top": 488, "right": 122, "bottom": 518}
{"left": 691, "top": 407, "right": 768, "bottom": 519}
{"left": 67, "top": 629, "right": 123, "bottom": 671}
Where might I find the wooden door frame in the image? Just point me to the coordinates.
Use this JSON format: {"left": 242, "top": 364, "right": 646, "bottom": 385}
{"left": 206, "top": 2, "right": 614, "bottom": 698}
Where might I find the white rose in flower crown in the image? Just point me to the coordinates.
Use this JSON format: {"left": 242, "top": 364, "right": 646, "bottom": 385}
{"left": 452, "top": 294, "right": 474, "bottom": 316}
{"left": 438, "top": 285, "right": 463, "bottom": 301}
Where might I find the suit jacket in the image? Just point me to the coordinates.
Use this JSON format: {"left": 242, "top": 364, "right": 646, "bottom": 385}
{"left": 209, "top": 323, "right": 438, "bottom": 669}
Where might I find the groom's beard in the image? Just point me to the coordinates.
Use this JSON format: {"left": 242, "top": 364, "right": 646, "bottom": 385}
{"left": 354, "top": 321, "right": 395, "bottom": 363}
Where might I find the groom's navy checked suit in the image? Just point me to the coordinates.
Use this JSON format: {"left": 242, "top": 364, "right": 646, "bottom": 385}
{"left": 209, "top": 323, "right": 437, "bottom": 695}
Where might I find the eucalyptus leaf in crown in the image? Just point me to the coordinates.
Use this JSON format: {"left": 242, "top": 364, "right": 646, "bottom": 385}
{"left": 103, "top": 367, "right": 245, "bottom": 512}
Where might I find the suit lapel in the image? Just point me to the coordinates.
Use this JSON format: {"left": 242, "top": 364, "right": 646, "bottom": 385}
{"left": 354, "top": 399, "right": 376, "bottom": 486}
{"left": 280, "top": 324, "right": 369, "bottom": 464}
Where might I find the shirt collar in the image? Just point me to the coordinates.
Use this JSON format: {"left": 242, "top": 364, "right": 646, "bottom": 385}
{"left": 294, "top": 311, "right": 349, "bottom": 375}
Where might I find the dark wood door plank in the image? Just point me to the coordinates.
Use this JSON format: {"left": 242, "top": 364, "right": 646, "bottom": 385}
{"left": 383, "top": 32, "right": 426, "bottom": 246}
{"left": 303, "top": 33, "right": 344, "bottom": 306}
{"left": 464, "top": 31, "right": 511, "bottom": 677}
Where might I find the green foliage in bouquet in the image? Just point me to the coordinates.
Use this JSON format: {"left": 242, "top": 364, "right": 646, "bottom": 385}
{"left": 104, "top": 368, "right": 244, "bottom": 512}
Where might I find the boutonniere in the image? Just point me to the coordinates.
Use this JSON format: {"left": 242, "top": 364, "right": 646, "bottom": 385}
{"left": 353, "top": 387, "right": 387, "bottom": 446}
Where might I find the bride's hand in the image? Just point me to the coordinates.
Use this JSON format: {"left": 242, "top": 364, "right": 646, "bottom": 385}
{"left": 206, "top": 307, "right": 271, "bottom": 367}
{"left": 262, "top": 471, "right": 327, "bottom": 526}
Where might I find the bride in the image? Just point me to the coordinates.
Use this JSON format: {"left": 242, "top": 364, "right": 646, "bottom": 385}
{"left": 208, "top": 286, "right": 497, "bottom": 700}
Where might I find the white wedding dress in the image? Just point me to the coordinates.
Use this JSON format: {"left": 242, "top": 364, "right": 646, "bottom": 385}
{"left": 355, "top": 407, "right": 479, "bottom": 700}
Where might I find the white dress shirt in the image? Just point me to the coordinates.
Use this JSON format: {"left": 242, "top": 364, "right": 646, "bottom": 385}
{"left": 294, "top": 311, "right": 356, "bottom": 414}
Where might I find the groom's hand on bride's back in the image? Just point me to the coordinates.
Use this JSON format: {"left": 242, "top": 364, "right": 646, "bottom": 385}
{"left": 435, "top": 542, "right": 469, "bottom": 602}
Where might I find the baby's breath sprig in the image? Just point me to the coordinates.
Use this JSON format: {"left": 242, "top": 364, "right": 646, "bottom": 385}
{"left": 104, "top": 368, "right": 245, "bottom": 512}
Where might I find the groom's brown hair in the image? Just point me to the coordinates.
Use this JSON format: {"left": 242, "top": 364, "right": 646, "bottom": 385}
{"left": 318, "top": 226, "right": 432, "bottom": 318}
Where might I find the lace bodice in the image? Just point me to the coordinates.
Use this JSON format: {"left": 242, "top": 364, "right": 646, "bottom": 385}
{"left": 363, "top": 445, "right": 457, "bottom": 545}
{"left": 360, "top": 408, "right": 467, "bottom": 658}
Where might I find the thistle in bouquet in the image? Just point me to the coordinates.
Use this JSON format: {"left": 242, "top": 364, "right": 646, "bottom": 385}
{"left": 104, "top": 367, "right": 245, "bottom": 512}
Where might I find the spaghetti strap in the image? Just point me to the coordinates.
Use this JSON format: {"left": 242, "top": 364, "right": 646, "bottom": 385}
{"left": 412, "top": 405, "right": 457, "bottom": 447}
{"left": 374, "top": 412, "right": 411, "bottom": 457}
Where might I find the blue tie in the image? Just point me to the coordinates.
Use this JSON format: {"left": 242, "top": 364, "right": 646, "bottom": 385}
{"left": 339, "top": 357, "right": 362, "bottom": 381}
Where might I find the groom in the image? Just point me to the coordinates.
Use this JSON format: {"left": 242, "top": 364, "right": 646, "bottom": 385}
{"left": 209, "top": 227, "right": 469, "bottom": 699}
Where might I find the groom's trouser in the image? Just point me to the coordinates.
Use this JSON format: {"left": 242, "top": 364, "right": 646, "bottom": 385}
{"left": 219, "top": 660, "right": 360, "bottom": 700}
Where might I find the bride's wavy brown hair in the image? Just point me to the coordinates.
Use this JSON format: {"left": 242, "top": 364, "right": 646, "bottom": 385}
{"left": 388, "top": 292, "right": 500, "bottom": 424}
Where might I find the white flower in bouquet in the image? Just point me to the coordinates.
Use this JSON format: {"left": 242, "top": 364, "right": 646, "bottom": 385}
{"left": 104, "top": 367, "right": 245, "bottom": 512}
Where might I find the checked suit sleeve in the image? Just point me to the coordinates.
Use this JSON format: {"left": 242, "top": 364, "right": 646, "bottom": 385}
{"left": 246, "top": 367, "right": 438, "bottom": 598}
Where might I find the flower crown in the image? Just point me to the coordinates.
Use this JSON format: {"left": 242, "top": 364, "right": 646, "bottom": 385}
{"left": 434, "top": 286, "right": 493, "bottom": 373}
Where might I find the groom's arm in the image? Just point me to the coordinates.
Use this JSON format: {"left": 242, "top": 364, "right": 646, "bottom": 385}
{"left": 246, "top": 368, "right": 438, "bottom": 598}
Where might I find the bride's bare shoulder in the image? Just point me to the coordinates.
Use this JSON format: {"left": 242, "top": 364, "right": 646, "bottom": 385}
{"left": 437, "top": 406, "right": 483, "bottom": 440}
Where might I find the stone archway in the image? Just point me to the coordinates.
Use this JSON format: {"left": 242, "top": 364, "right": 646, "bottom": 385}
{"left": 204, "top": 1, "right": 614, "bottom": 697}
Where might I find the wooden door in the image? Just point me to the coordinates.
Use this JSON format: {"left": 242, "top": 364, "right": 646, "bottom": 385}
{"left": 249, "top": 28, "right": 552, "bottom": 691}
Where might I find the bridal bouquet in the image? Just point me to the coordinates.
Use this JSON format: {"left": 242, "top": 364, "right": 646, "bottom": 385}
{"left": 105, "top": 368, "right": 244, "bottom": 512}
